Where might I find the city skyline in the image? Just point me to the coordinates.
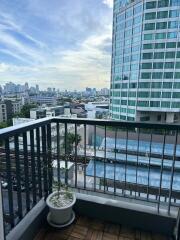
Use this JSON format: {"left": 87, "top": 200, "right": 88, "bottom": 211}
{"left": 0, "top": 0, "right": 113, "bottom": 90}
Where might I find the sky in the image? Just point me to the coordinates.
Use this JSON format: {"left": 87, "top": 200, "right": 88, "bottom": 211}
{"left": 0, "top": 0, "right": 113, "bottom": 90}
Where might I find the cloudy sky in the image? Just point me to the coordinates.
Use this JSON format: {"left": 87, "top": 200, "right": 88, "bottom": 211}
{"left": 0, "top": 0, "right": 113, "bottom": 90}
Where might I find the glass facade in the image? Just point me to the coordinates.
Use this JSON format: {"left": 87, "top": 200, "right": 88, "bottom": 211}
{"left": 110, "top": 0, "right": 180, "bottom": 121}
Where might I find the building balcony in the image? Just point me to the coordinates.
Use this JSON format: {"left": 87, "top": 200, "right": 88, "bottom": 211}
{"left": 0, "top": 118, "right": 180, "bottom": 240}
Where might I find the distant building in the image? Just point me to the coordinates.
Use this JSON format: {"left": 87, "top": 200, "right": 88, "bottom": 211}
{"left": 36, "top": 85, "right": 39, "bottom": 94}
{"left": 0, "top": 100, "right": 22, "bottom": 123}
{"left": 25, "top": 82, "right": 29, "bottom": 92}
{"left": 30, "top": 95, "right": 57, "bottom": 105}
{"left": 30, "top": 106, "right": 64, "bottom": 119}
{"left": 70, "top": 103, "right": 87, "bottom": 118}
{"left": 85, "top": 102, "right": 109, "bottom": 119}
{"left": 13, "top": 117, "right": 34, "bottom": 126}
{"left": 0, "top": 85, "right": 3, "bottom": 95}
{"left": 0, "top": 102, "right": 7, "bottom": 122}
{"left": 100, "top": 88, "right": 109, "bottom": 96}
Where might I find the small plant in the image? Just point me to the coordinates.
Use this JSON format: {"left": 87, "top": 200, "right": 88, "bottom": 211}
{"left": 50, "top": 191, "right": 73, "bottom": 208}
{"left": 51, "top": 181, "right": 73, "bottom": 208}
{"left": 46, "top": 154, "right": 76, "bottom": 226}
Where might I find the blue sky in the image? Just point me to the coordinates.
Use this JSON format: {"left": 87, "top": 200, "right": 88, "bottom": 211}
{"left": 0, "top": 0, "right": 113, "bottom": 90}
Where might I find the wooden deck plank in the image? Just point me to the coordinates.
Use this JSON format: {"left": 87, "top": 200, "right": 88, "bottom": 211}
{"left": 34, "top": 215, "right": 170, "bottom": 240}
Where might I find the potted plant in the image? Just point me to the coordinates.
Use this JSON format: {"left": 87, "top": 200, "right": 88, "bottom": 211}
{"left": 46, "top": 132, "right": 81, "bottom": 227}
{"left": 46, "top": 160, "right": 76, "bottom": 227}
{"left": 46, "top": 186, "right": 76, "bottom": 226}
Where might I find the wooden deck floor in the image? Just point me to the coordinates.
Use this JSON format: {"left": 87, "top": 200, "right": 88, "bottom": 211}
{"left": 34, "top": 215, "right": 170, "bottom": 240}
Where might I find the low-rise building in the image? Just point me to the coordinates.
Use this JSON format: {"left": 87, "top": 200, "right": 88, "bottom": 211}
{"left": 85, "top": 102, "right": 109, "bottom": 119}
{"left": 0, "top": 100, "right": 22, "bottom": 123}
{"left": 30, "top": 95, "right": 57, "bottom": 105}
{"left": 30, "top": 106, "right": 64, "bottom": 119}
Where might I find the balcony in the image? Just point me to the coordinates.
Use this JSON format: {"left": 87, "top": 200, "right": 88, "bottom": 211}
{"left": 0, "top": 118, "right": 180, "bottom": 240}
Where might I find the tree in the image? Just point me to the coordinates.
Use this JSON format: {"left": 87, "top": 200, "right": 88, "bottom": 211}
{"left": 0, "top": 122, "right": 8, "bottom": 129}
{"left": 63, "top": 132, "right": 81, "bottom": 154}
{"left": 14, "top": 104, "right": 37, "bottom": 118}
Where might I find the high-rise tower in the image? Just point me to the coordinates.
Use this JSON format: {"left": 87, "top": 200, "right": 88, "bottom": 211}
{"left": 110, "top": 0, "right": 180, "bottom": 123}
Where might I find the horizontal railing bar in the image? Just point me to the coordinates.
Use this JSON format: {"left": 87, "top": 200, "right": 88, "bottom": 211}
{"left": 0, "top": 118, "right": 52, "bottom": 139}
{"left": 1, "top": 117, "right": 180, "bottom": 140}
{"left": 52, "top": 117, "right": 180, "bottom": 130}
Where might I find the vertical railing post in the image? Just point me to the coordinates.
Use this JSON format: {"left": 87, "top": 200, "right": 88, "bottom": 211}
{"left": 75, "top": 124, "right": 78, "bottom": 188}
{"left": 56, "top": 123, "right": 60, "bottom": 190}
{"left": 47, "top": 124, "right": 52, "bottom": 193}
{"left": 84, "top": 124, "right": 87, "bottom": 189}
{"left": 0, "top": 184, "right": 5, "bottom": 240}
{"left": 41, "top": 126, "right": 48, "bottom": 199}
{"left": 64, "top": 123, "right": 68, "bottom": 186}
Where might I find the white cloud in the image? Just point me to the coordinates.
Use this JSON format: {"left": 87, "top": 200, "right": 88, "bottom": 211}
{"left": 0, "top": 27, "right": 112, "bottom": 90}
{"left": 0, "top": 0, "right": 113, "bottom": 90}
{"left": 103, "top": 0, "right": 113, "bottom": 8}
{"left": 0, "top": 63, "right": 9, "bottom": 72}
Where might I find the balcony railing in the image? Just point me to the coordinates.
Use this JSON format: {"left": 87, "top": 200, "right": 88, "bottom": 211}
{"left": 0, "top": 117, "right": 180, "bottom": 239}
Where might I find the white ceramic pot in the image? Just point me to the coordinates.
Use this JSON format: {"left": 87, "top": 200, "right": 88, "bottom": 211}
{"left": 46, "top": 191, "right": 76, "bottom": 225}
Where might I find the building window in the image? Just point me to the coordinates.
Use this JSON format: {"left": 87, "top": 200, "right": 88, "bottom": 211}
{"left": 153, "top": 62, "right": 164, "bottom": 69}
{"left": 164, "top": 62, "right": 174, "bottom": 68}
{"left": 169, "top": 10, "right": 179, "bottom": 18}
{"left": 141, "top": 73, "right": 151, "bottom": 79}
{"left": 145, "top": 12, "right": 156, "bottom": 20}
{"left": 144, "top": 23, "right": 155, "bottom": 30}
{"left": 143, "top": 53, "right": 153, "bottom": 59}
{"left": 155, "top": 43, "right": 165, "bottom": 49}
{"left": 156, "top": 22, "right": 167, "bottom": 29}
{"left": 161, "top": 101, "right": 170, "bottom": 108}
{"left": 146, "top": 1, "right": 157, "bottom": 9}
{"left": 164, "top": 72, "right": 174, "bottom": 78}
{"left": 152, "top": 72, "right": 163, "bottom": 79}
{"left": 165, "top": 52, "right": 175, "bottom": 58}
{"left": 151, "top": 92, "right": 161, "bottom": 98}
{"left": 137, "top": 101, "right": 149, "bottom": 107}
{"left": 143, "top": 43, "right": 153, "bottom": 49}
{"left": 162, "top": 92, "right": 171, "bottom": 98}
{"left": 154, "top": 52, "right": 164, "bottom": 59}
{"left": 139, "top": 82, "right": 151, "bottom": 88}
{"left": 150, "top": 101, "right": 160, "bottom": 107}
{"left": 166, "top": 42, "right": 176, "bottom": 48}
{"left": 163, "top": 82, "right": 172, "bottom": 88}
{"left": 158, "top": 0, "right": 169, "bottom": 8}
{"left": 142, "top": 63, "right": 152, "bottom": 69}
{"left": 151, "top": 82, "right": 162, "bottom": 88}
{"left": 155, "top": 32, "right": 166, "bottom": 39}
{"left": 157, "top": 11, "right": 168, "bottom": 18}
{"left": 144, "top": 34, "right": 153, "bottom": 40}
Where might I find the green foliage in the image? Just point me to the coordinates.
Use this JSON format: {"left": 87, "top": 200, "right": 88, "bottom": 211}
{"left": 14, "top": 104, "right": 37, "bottom": 118}
{"left": 0, "top": 122, "right": 8, "bottom": 129}
{"left": 63, "top": 132, "right": 81, "bottom": 154}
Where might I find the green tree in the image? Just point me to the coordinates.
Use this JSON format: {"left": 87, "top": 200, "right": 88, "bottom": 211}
{"left": 0, "top": 122, "right": 8, "bottom": 129}
{"left": 63, "top": 132, "right": 81, "bottom": 154}
{"left": 14, "top": 104, "right": 37, "bottom": 118}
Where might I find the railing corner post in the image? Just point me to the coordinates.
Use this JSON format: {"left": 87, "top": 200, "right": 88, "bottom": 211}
{"left": 0, "top": 184, "right": 5, "bottom": 240}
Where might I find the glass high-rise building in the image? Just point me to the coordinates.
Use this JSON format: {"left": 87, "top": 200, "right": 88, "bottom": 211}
{"left": 110, "top": 0, "right": 180, "bottom": 123}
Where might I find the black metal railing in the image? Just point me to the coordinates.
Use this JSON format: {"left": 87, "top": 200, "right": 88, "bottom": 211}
{"left": 1, "top": 117, "right": 180, "bottom": 237}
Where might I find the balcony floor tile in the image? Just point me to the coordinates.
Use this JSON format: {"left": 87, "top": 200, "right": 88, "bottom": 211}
{"left": 34, "top": 215, "right": 169, "bottom": 240}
